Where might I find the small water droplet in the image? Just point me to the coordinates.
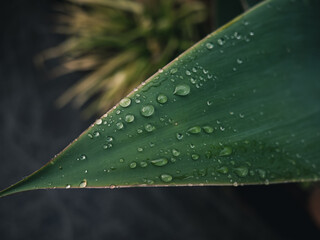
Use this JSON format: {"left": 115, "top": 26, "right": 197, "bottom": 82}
{"left": 219, "top": 147, "right": 232, "bottom": 156}
{"left": 158, "top": 68, "right": 164, "bottom": 73}
{"left": 137, "top": 147, "right": 143, "bottom": 152}
{"left": 217, "top": 166, "right": 229, "bottom": 174}
{"left": 188, "top": 126, "right": 201, "bottom": 134}
{"left": 160, "top": 174, "right": 173, "bottom": 183}
{"left": 151, "top": 158, "right": 168, "bottom": 167}
{"left": 206, "top": 100, "right": 213, "bottom": 106}
{"left": 95, "top": 119, "right": 102, "bottom": 125}
{"left": 79, "top": 154, "right": 87, "bottom": 161}
{"left": 88, "top": 133, "right": 93, "bottom": 139}
{"left": 176, "top": 133, "right": 183, "bottom": 140}
{"left": 129, "top": 162, "right": 137, "bottom": 169}
{"left": 172, "top": 149, "right": 180, "bottom": 156}
{"left": 234, "top": 167, "right": 249, "bottom": 177}
{"left": 141, "top": 105, "right": 155, "bottom": 117}
{"left": 157, "top": 94, "right": 168, "bottom": 104}
{"left": 125, "top": 114, "right": 135, "bottom": 123}
{"left": 119, "top": 97, "right": 131, "bottom": 108}
{"left": 203, "top": 126, "right": 213, "bottom": 134}
{"left": 140, "top": 161, "right": 148, "bottom": 168}
{"left": 170, "top": 68, "right": 178, "bottom": 74}
{"left": 217, "top": 38, "right": 225, "bottom": 46}
{"left": 205, "top": 42, "right": 214, "bottom": 49}
{"left": 237, "top": 58, "right": 243, "bottom": 64}
{"left": 174, "top": 84, "right": 190, "bottom": 96}
{"left": 79, "top": 179, "right": 87, "bottom": 188}
{"left": 191, "top": 154, "right": 199, "bottom": 160}
{"left": 93, "top": 131, "right": 100, "bottom": 137}
{"left": 116, "top": 122, "right": 124, "bottom": 130}
{"left": 185, "top": 70, "right": 191, "bottom": 76}
{"left": 65, "top": 184, "right": 71, "bottom": 189}
{"left": 145, "top": 124, "right": 156, "bottom": 132}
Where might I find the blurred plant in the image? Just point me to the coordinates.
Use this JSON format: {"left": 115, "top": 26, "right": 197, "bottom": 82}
{"left": 39, "top": 0, "right": 211, "bottom": 117}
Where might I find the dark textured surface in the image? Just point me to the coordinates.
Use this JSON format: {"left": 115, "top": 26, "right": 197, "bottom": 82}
{"left": 0, "top": 1, "right": 319, "bottom": 240}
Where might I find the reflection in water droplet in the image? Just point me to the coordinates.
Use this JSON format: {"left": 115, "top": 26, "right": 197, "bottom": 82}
{"left": 119, "top": 97, "right": 131, "bottom": 108}
{"left": 151, "top": 158, "right": 168, "bottom": 167}
{"left": 157, "top": 94, "right": 168, "bottom": 104}
{"left": 160, "top": 174, "right": 173, "bottom": 183}
{"left": 141, "top": 105, "right": 155, "bottom": 117}
{"left": 174, "top": 84, "right": 190, "bottom": 96}
{"left": 79, "top": 179, "right": 87, "bottom": 188}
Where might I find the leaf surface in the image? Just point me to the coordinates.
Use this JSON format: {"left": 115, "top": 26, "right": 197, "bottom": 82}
{"left": 1, "top": 0, "right": 320, "bottom": 197}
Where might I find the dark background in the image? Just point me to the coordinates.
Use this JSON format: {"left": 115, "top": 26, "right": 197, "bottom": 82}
{"left": 0, "top": 1, "right": 319, "bottom": 239}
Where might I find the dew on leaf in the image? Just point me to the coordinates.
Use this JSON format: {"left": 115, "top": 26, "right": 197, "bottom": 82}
{"left": 125, "top": 114, "right": 135, "bottom": 123}
{"left": 205, "top": 42, "right": 214, "bottom": 49}
{"left": 116, "top": 122, "right": 124, "bottom": 130}
{"left": 151, "top": 158, "right": 168, "bottom": 167}
{"left": 157, "top": 94, "right": 168, "bottom": 104}
{"left": 129, "top": 162, "right": 137, "bottom": 169}
{"left": 172, "top": 149, "right": 180, "bottom": 156}
{"left": 217, "top": 166, "right": 229, "bottom": 174}
{"left": 174, "top": 84, "right": 191, "bottom": 96}
{"left": 203, "top": 126, "right": 213, "bottom": 134}
{"left": 79, "top": 179, "right": 87, "bottom": 188}
{"left": 119, "top": 97, "right": 131, "bottom": 108}
{"left": 191, "top": 154, "right": 200, "bottom": 160}
{"left": 160, "top": 174, "right": 173, "bottom": 183}
{"left": 145, "top": 124, "right": 156, "bottom": 132}
{"left": 188, "top": 126, "right": 201, "bottom": 134}
{"left": 219, "top": 146, "right": 232, "bottom": 156}
{"left": 234, "top": 167, "right": 249, "bottom": 177}
{"left": 141, "top": 105, "right": 155, "bottom": 117}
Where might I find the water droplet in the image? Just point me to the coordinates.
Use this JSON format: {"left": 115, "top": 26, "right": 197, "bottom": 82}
{"left": 140, "top": 161, "right": 148, "bottom": 168}
{"left": 170, "top": 68, "right": 178, "bottom": 75}
{"left": 151, "top": 158, "right": 168, "bottom": 167}
{"left": 106, "top": 136, "right": 113, "bottom": 142}
{"left": 176, "top": 133, "right": 183, "bottom": 140}
{"left": 137, "top": 147, "right": 143, "bottom": 152}
{"left": 237, "top": 58, "right": 243, "bottom": 64}
{"left": 219, "top": 146, "right": 232, "bottom": 156}
{"left": 65, "top": 184, "right": 71, "bottom": 189}
{"left": 188, "top": 126, "right": 201, "bottom": 134}
{"left": 145, "top": 124, "right": 156, "bottom": 132}
{"left": 172, "top": 149, "right": 180, "bottom": 156}
{"left": 158, "top": 68, "right": 164, "bottom": 73}
{"left": 174, "top": 84, "right": 190, "bottom": 96}
{"left": 157, "top": 94, "right": 168, "bottom": 104}
{"left": 258, "top": 169, "right": 266, "bottom": 179}
{"left": 141, "top": 105, "right": 155, "bottom": 117}
{"left": 191, "top": 154, "right": 199, "bottom": 160}
{"left": 129, "top": 162, "right": 137, "bottom": 169}
{"left": 234, "top": 167, "right": 249, "bottom": 177}
{"left": 203, "top": 126, "right": 213, "bottom": 134}
{"left": 192, "top": 67, "right": 197, "bottom": 72}
{"left": 205, "top": 42, "right": 214, "bottom": 49}
{"left": 93, "top": 131, "right": 100, "bottom": 137}
{"left": 79, "top": 154, "right": 87, "bottom": 161}
{"left": 217, "top": 166, "right": 229, "bottom": 174}
{"left": 119, "top": 97, "right": 131, "bottom": 108}
{"left": 160, "top": 174, "right": 173, "bottom": 183}
{"left": 185, "top": 70, "right": 191, "bottom": 76}
{"left": 206, "top": 100, "right": 213, "bottom": 106}
{"left": 125, "top": 114, "right": 135, "bottom": 123}
{"left": 79, "top": 179, "right": 87, "bottom": 188}
{"left": 217, "top": 38, "right": 225, "bottom": 46}
{"left": 95, "top": 119, "right": 102, "bottom": 125}
{"left": 88, "top": 133, "right": 93, "bottom": 139}
{"left": 116, "top": 122, "right": 124, "bottom": 130}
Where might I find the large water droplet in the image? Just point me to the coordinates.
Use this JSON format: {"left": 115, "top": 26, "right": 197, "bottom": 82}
{"left": 174, "top": 84, "right": 190, "bottom": 96}
{"left": 119, "top": 97, "right": 131, "bottom": 108}
{"left": 125, "top": 114, "right": 135, "bottom": 123}
{"left": 219, "top": 146, "right": 232, "bottom": 156}
{"left": 188, "top": 126, "right": 201, "bottom": 134}
{"left": 157, "top": 94, "right": 168, "bottom": 104}
{"left": 151, "top": 158, "right": 168, "bottom": 167}
{"left": 160, "top": 174, "right": 173, "bottom": 183}
{"left": 234, "top": 167, "right": 249, "bottom": 177}
{"left": 141, "top": 105, "right": 155, "bottom": 117}
{"left": 79, "top": 179, "right": 87, "bottom": 188}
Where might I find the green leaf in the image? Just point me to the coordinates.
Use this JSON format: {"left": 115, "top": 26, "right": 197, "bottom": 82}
{"left": 1, "top": 0, "right": 320, "bottom": 197}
